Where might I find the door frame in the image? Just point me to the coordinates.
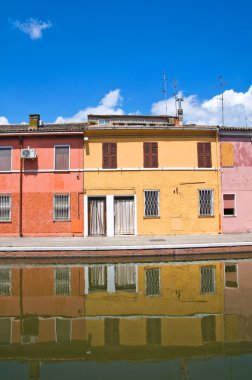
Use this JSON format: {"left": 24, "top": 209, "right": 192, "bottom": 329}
{"left": 87, "top": 196, "right": 107, "bottom": 236}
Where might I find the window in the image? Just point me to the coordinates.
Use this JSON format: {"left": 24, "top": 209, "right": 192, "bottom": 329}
{"left": 89, "top": 266, "right": 107, "bottom": 291}
{"left": 201, "top": 316, "right": 216, "bottom": 343}
{"left": 221, "top": 143, "right": 234, "bottom": 167}
{"left": 144, "top": 190, "right": 159, "bottom": 217}
{"left": 197, "top": 142, "right": 212, "bottom": 168}
{"left": 200, "top": 266, "right": 215, "bottom": 294}
{"left": 53, "top": 194, "right": 70, "bottom": 221}
{"left": 115, "top": 264, "right": 136, "bottom": 291}
{"left": 98, "top": 119, "right": 110, "bottom": 125}
{"left": 223, "top": 194, "right": 236, "bottom": 216}
{"left": 0, "top": 147, "right": 12, "bottom": 172}
{"left": 54, "top": 146, "right": 70, "bottom": 171}
{"left": 104, "top": 318, "right": 120, "bottom": 346}
{"left": 102, "top": 143, "right": 117, "bottom": 169}
{"left": 143, "top": 142, "right": 158, "bottom": 168}
{"left": 225, "top": 264, "right": 238, "bottom": 288}
{"left": 54, "top": 268, "right": 71, "bottom": 295}
{"left": 56, "top": 319, "right": 71, "bottom": 343}
{"left": 146, "top": 318, "right": 161, "bottom": 345}
{"left": 0, "top": 269, "right": 11, "bottom": 296}
{"left": 145, "top": 268, "right": 160, "bottom": 296}
{"left": 199, "top": 189, "right": 214, "bottom": 216}
{"left": 0, "top": 195, "right": 11, "bottom": 222}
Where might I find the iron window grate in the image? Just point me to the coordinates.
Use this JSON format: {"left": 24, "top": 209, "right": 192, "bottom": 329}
{"left": 201, "top": 266, "right": 216, "bottom": 294}
{"left": 0, "top": 269, "right": 11, "bottom": 296}
{"left": 144, "top": 190, "right": 159, "bottom": 217}
{"left": 0, "top": 194, "right": 11, "bottom": 222}
{"left": 53, "top": 194, "right": 70, "bottom": 221}
{"left": 55, "top": 268, "right": 71, "bottom": 295}
{"left": 199, "top": 189, "right": 214, "bottom": 216}
{"left": 145, "top": 268, "right": 160, "bottom": 296}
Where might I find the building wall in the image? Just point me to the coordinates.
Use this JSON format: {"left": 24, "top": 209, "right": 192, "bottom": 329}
{"left": 84, "top": 130, "right": 220, "bottom": 235}
{"left": 0, "top": 135, "right": 84, "bottom": 236}
{"left": 220, "top": 136, "right": 252, "bottom": 233}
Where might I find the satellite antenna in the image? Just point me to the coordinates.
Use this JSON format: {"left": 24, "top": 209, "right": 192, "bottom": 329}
{"left": 162, "top": 74, "right": 168, "bottom": 116}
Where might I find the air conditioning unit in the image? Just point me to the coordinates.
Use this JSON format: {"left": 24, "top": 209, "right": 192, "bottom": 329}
{"left": 21, "top": 149, "right": 37, "bottom": 159}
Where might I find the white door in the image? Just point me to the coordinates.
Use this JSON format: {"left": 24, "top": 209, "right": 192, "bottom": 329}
{"left": 114, "top": 197, "right": 134, "bottom": 235}
{"left": 88, "top": 198, "right": 106, "bottom": 236}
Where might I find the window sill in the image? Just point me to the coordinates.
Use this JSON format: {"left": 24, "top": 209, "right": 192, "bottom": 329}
{"left": 198, "top": 215, "right": 215, "bottom": 218}
{"left": 53, "top": 220, "right": 71, "bottom": 222}
{"left": 223, "top": 215, "right": 236, "bottom": 218}
{"left": 54, "top": 170, "right": 70, "bottom": 173}
{"left": 143, "top": 216, "right": 160, "bottom": 219}
{"left": 0, "top": 220, "right": 12, "bottom": 223}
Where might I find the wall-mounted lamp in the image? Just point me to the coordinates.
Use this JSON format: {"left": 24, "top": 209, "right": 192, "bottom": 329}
{"left": 84, "top": 137, "right": 89, "bottom": 141}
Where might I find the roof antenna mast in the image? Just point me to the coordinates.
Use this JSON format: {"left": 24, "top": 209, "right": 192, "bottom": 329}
{"left": 162, "top": 74, "right": 168, "bottom": 117}
{"left": 173, "top": 79, "right": 178, "bottom": 116}
{"left": 218, "top": 75, "right": 226, "bottom": 127}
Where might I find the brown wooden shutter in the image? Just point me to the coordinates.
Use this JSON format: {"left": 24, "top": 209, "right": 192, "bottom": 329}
{"left": 205, "top": 143, "right": 212, "bottom": 167}
{"left": 197, "top": 142, "right": 212, "bottom": 168}
{"left": 103, "top": 143, "right": 109, "bottom": 168}
{"left": 144, "top": 142, "right": 151, "bottom": 168}
{"left": 151, "top": 142, "right": 158, "bottom": 168}
{"left": 197, "top": 143, "right": 204, "bottom": 167}
{"left": 110, "top": 143, "right": 117, "bottom": 168}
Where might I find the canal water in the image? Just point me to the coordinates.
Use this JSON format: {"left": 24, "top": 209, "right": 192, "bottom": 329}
{"left": 0, "top": 257, "right": 252, "bottom": 379}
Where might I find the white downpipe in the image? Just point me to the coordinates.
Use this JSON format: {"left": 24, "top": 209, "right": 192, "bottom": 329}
{"left": 106, "top": 195, "right": 114, "bottom": 237}
{"left": 107, "top": 265, "right": 115, "bottom": 293}
{"left": 84, "top": 195, "right": 88, "bottom": 237}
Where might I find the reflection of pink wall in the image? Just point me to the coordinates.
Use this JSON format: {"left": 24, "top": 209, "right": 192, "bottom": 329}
{"left": 225, "top": 261, "right": 252, "bottom": 316}
{"left": 220, "top": 136, "right": 252, "bottom": 233}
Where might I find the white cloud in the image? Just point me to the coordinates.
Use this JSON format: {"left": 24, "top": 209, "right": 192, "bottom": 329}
{"left": 0, "top": 116, "right": 9, "bottom": 125}
{"left": 14, "top": 18, "right": 52, "bottom": 40}
{"left": 55, "top": 89, "right": 124, "bottom": 123}
{"left": 151, "top": 86, "right": 252, "bottom": 127}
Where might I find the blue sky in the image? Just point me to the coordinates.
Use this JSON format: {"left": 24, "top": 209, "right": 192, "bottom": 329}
{"left": 1, "top": 0, "right": 252, "bottom": 126}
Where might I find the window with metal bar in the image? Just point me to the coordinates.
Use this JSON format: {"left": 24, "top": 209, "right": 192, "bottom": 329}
{"left": 0, "top": 147, "right": 12, "bottom": 172}
{"left": 200, "top": 266, "right": 215, "bottom": 294}
{"left": 53, "top": 194, "right": 70, "bottom": 221}
{"left": 199, "top": 189, "right": 214, "bottom": 216}
{"left": 145, "top": 268, "right": 160, "bottom": 296}
{"left": 55, "top": 146, "right": 70, "bottom": 171}
{"left": 144, "top": 190, "right": 159, "bottom": 217}
{"left": 0, "top": 269, "right": 11, "bottom": 296}
{"left": 0, "top": 195, "right": 11, "bottom": 222}
{"left": 115, "top": 264, "right": 136, "bottom": 291}
{"left": 54, "top": 268, "right": 71, "bottom": 295}
{"left": 225, "top": 264, "right": 238, "bottom": 288}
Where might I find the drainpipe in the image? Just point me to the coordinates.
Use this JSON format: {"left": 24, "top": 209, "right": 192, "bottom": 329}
{"left": 19, "top": 137, "right": 23, "bottom": 237}
{"left": 216, "top": 129, "right": 222, "bottom": 234}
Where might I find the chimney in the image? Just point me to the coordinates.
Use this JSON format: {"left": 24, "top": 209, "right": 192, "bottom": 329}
{"left": 29, "top": 114, "right": 40, "bottom": 130}
{"left": 176, "top": 97, "right": 184, "bottom": 126}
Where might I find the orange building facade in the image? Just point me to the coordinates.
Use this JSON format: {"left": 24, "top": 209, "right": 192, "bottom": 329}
{"left": 0, "top": 115, "right": 84, "bottom": 236}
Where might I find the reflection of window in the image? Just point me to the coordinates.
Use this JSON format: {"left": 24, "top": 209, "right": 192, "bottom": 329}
{"left": 55, "top": 268, "right": 71, "bottom": 295}
{"left": 53, "top": 194, "right": 70, "bottom": 221}
{"left": 104, "top": 318, "right": 120, "bottom": 346}
{"left": 201, "top": 266, "right": 215, "bottom": 294}
{"left": 0, "top": 318, "right": 11, "bottom": 345}
{"left": 225, "top": 264, "right": 238, "bottom": 288}
{"left": 115, "top": 264, "right": 136, "bottom": 291}
{"left": 0, "top": 268, "right": 11, "bottom": 296}
{"left": 145, "top": 268, "right": 160, "bottom": 296}
{"left": 223, "top": 194, "right": 236, "bottom": 216}
{"left": 56, "top": 318, "right": 71, "bottom": 343}
{"left": 201, "top": 316, "right": 216, "bottom": 342}
{"left": 199, "top": 189, "right": 214, "bottom": 216}
{"left": 89, "top": 266, "right": 107, "bottom": 291}
{"left": 144, "top": 190, "right": 159, "bottom": 217}
{"left": 0, "top": 194, "right": 11, "bottom": 222}
{"left": 146, "top": 318, "right": 161, "bottom": 345}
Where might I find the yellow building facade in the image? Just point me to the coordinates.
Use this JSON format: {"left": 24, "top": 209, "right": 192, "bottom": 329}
{"left": 83, "top": 115, "right": 221, "bottom": 236}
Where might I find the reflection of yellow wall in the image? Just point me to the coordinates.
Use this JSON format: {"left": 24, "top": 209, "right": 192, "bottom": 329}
{"left": 84, "top": 130, "right": 220, "bottom": 235}
{"left": 86, "top": 263, "right": 224, "bottom": 317}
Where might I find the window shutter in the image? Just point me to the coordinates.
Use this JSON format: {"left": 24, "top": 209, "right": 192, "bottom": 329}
{"left": 152, "top": 143, "right": 158, "bottom": 168}
{"left": 205, "top": 143, "right": 212, "bottom": 167}
{"left": 103, "top": 143, "right": 109, "bottom": 168}
{"left": 197, "top": 143, "right": 204, "bottom": 167}
{"left": 144, "top": 142, "right": 151, "bottom": 168}
{"left": 110, "top": 143, "right": 117, "bottom": 168}
{"left": 197, "top": 143, "right": 212, "bottom": 168}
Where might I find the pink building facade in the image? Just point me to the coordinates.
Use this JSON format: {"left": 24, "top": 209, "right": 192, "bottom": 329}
{"left": 220, "top": 127, "right": 252, "bottom": 233}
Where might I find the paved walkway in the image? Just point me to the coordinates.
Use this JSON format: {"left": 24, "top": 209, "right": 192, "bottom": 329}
{"left": 1, "top": 233, "right": 252, "bottom": 252}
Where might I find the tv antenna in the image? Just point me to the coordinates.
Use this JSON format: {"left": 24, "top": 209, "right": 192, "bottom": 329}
{"left": 217, "top": 75, "right": 227, "bottom": 126}
{"left": 162, "top": 74, "right": 168, "bottom": 116}
{"left": 173, "top": 79, "right": 178, "bottom": 116}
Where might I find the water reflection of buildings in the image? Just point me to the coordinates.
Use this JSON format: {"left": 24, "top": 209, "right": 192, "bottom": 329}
{"left": 0, "top": 261, "right": 225, "bottom": 350}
